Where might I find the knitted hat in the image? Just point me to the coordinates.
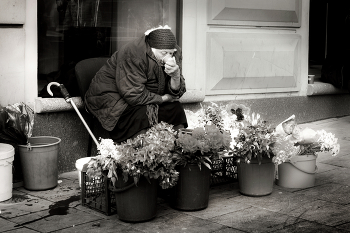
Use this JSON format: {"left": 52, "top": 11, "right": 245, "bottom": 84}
{"left": 145, "top": 26, "right": 176, "bottom": 49}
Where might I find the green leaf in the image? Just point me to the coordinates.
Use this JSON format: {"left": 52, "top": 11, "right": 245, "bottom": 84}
{"left": 133, "top": 176, "right": 139, "bottom": 186}
{"left": 247, "top": 152, "right": 252, "bottom": 161}
{"left": 202, "top": 161, "right": 211, "bottom": 170}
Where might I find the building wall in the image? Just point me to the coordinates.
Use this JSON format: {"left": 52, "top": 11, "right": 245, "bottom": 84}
{"left": 0, "top": 1, "right": 25, "bottom": 107}
{"left": 0, "top": 0, "right": 37, "bottom": 107}
{"left": 1, "top": 0, "right": 311, "bottom": 107}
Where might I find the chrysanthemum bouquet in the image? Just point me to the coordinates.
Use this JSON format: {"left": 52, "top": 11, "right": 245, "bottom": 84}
{"left": 231, "top": 111, "right": 275, "bottom": 164}
{"left": 178, "top": 103, "right": 234, "bottom": 169}
{"left": 184, "top": 103, "right": 276, "bottom": 165}
{"left": 271, "top": 115, "right": 340, "bottom": 165}
{"left": 173, "top": 124, "right": 231, "bottom": 169}
{"left": 86, "top": 122, "right": 179, "bottom": 189}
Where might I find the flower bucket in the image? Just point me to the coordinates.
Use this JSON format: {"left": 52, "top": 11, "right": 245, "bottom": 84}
{"left": 171, "top": 163, "right": 211, "bottom": 211}
{"left": 0, "top": 143, "right": 15, "bottom": 202}
{"left": 276, "top": 154, "right": 317, "bottom": 188}
{"left": 18, "top": 136, "right": 61, "bottom": 191}
{"left": 237, "top": 157, "right": 275, "bottom": 196}
{"left": 113, "top": 176, "right": 158, "bottom": 222}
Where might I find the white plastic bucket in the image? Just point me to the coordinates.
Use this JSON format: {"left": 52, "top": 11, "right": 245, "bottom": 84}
{"left": 0, "top": 143, "right": 15, "bottom": 202}
{"left": 75, "top": 157, "right": 95, "bottom": 187}
{"left": 276, "top": 154, "right": 317, "bottom": 189}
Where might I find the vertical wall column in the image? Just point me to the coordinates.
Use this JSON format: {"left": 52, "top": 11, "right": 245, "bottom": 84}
{"left": 24, "top": 0, "right": 38, "bottom": 105}
{"left": 0, "top": 1, "right": 26, "bottom": 106}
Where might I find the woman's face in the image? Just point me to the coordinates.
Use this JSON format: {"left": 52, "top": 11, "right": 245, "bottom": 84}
{"left": 151, "top": 48, "right": 176, "bottom": 65}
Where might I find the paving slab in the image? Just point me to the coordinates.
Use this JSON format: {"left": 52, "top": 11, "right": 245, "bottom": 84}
{"left": 54, "top": 219, "right": 145, "bottom": 233}
{"left": 210, "top": 206, "right": 303, "bottom": 232}
{"left": 15, "top": 178, "right": 81, "bottom": 203}
{"left": 180, "top": 197, "right": 249, "bottom": 220}
{"left": 230, "top": 189, "right": 312, "bottom": 214}
{"left": 211, "top": 228, "right": 246, "bottom": 233}
{"left": 0, "top": 190, "right": 54, "bottom": 219}
{"left": 293, "top": 183, "right": 350, "bottom": 205}
{"left": 336, "top": 222, "right": 350, "bottom": 232}
{"left": 316, "top": 162, "right": 339, "bottom": 173}
{"left": 285, "top": 199, "right": 350, "bottom": 226}
{"left": 116, "top": 212, "right": 228, "bottom": 233}
{"left": 334, "top": 140, "right": 350, "bottom": 157}
{"left": 4, "top": 227, "right": 39, "bottom": 232}
{"left": 272, "top": 220, "right": 349, "bottom": 233}
{"left": 315, "top": 167, "right": 350, "bottom": 186}
{"left": 0, "top": 217, "right": 19, "bottom": 232}
{"left": 9, "top": 207, "right": 102, "bottom": 232}
{"left": 321, "top": 154, "right": 350, "bottom": 168}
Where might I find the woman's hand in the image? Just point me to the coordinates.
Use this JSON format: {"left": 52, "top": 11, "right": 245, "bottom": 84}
{"left": 164, "top": 57, "right": 180, "bottom": 78}
{"left": 162, "top": 94, "right": 179, "bottom": 102}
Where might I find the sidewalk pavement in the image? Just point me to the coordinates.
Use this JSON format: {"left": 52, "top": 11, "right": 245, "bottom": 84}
{"left": 1, "top": 116, "right": 350, "bottom": 233}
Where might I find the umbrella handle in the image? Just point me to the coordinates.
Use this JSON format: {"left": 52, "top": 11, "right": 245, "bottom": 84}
{"left": 46, "top": 82, "right": 100, "bottom": 147}
{"left": 47, "top": 82, "right": 71, "bottom": 100}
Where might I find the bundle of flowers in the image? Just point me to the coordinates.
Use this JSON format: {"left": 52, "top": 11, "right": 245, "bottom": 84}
{"left": 86, "top": 122, "right": 179, "bottom": 189}
{"left": 173, "top": 124, "right": 231, "bottom": 170}
{"left": 185, "top": 102, "right": 250, "bottom": 147}
{"left": 231, "top": 111, "right": 275, "bottom": 164}
{"left": 184, "top": 103, "right": 276, "bottom": 164}
{"left": 0, "top": 102, "right": 34, "bottom": 146}
{"left": 271, "top": 115, "right": 340, "bottom": 165}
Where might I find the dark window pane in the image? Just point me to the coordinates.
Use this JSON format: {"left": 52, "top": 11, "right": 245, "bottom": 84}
{"left": 38, "top": 0, "right": 178, "bottom": 97}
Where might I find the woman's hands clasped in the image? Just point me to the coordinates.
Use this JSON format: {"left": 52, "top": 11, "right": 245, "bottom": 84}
{"left": 161, "top": 94, "right": 179, "bottom": 103}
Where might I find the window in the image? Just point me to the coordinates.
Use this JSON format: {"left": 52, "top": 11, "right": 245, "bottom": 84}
{"left": 37, "top": 0, "right": 179, "bottom": 97}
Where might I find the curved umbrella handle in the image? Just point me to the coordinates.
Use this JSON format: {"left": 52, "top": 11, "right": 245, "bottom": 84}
{"left": 46, "top": 82, "right": 60, "bottom": 97}
{"left": 47, "top": 82, "right": 71, "bottom": 100}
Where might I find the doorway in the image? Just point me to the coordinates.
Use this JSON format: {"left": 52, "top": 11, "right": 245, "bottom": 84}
{"left": 309, "top": 0, "right": 350, "bottom": 82}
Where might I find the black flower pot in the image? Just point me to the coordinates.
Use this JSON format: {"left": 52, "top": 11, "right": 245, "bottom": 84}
{"left": 171, "top": 163, "right": 210, "bottom": 211}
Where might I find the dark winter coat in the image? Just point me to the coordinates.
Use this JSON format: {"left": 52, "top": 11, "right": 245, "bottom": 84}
{"left": 85, "top": 35, "right": 186, "bottom": 131}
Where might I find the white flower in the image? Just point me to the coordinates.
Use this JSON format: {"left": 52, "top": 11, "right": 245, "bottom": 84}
{"left": 316, "top": 130, "right": 340, "bottom": 156}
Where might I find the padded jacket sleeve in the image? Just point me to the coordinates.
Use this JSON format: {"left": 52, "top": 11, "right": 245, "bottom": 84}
{"left": 116, "top": 56, "right": 163, "bottom": 106}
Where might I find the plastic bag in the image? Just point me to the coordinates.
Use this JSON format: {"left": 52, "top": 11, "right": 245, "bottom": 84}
{"left": 0, "top": 103, "right": 34, "bottom": 145}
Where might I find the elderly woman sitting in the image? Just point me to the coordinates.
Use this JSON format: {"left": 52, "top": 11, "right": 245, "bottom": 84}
{"left": 85, "top": 25, "right": 188, "bottom": 143}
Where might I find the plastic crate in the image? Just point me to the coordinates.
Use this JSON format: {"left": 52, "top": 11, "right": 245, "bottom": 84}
{"left": 81, "top": 171, "right": 117, "bottom": 215}
{"left": 210, "top": 156, "right": 237, "bottom": 186}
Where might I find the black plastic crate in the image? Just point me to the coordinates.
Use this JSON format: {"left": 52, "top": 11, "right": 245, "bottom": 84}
{"left": 81, "top": 171, "right": 117, "bottom": 215}
{"left": 210, "top": 156, "right": 237, "bottom": 186}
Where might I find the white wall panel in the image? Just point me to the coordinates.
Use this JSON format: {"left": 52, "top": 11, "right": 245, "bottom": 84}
{"left": 0, "top": 28, "right": 25, "bottom": 106}
{"left": 206, "top": 32, "right": 301, "bottom": 95}
{"left": 0, "top": 0, "right": 25, "bottom": 24}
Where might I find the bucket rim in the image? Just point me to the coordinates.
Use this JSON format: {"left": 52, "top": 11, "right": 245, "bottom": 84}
{"left": 17, "top": 136, "right": 61, "bottom": 148}
{"left": 289, "top": 154, "right": 317, "bottom": 163}
{"left": 0, "top": 143, "right": 15, "bottom": 160}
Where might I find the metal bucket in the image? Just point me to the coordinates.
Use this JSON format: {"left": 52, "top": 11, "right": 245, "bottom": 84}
{"left": 18, "top": 136, "right": 61, "bottom": 190}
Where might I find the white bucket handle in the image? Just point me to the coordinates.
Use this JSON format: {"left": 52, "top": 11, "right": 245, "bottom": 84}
{"left": 288, "top": 162, "right": 318, "bottom": 174}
